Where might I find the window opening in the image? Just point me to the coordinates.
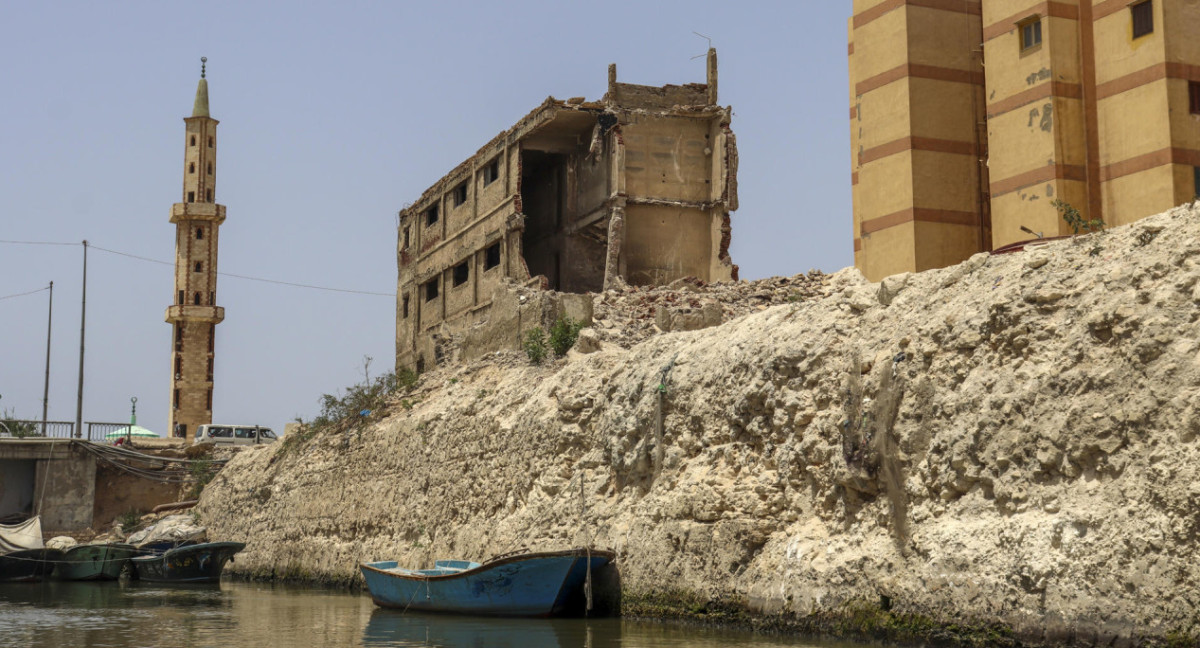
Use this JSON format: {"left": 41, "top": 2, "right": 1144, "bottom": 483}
{"left": 196, "top": 227, "right": 204, "bottom": 240}
{"left": 453, "top": 182, "right": 468, "bottom": 207}
{"left": 1131, "top": 1, "right": 1153, "bottom": 38}
{"left": 206, "top": 389, "right": 212, "bottom": 410}
{"left": 453, "top": 261, "right": 469, "bottom": 287}
{"left": 1194, "top": 166, "right": 1200, "bottom": 199}
{"left": 207, "top": 357, "right": 214, "bottom": 381}
{"left": 208, "top": 136, "right": 213, "bottom": 147}
{"left": 208, "top": 325, "right": 215, "bottom": 352}
{"left": 173, "top": 388, "right": 180, "bottom": 409}
{"left": 424, "top": 278, "right": 439, "bottom": 302}
{"left": 402, "top": 295, "right": 410, "bottom": 318}
{"left": 175, "top": 356, "right": 183, "bottom": 380}
{"left": 189, "top": 162, "right": 196, "bottom": 174}
{"left": 482, "top": 158, "right": 500, "bottom": 185}
{"left": 1190, "top": 81, "right": 1200, "bottom": 115}
{"left": 207, "top": 162, "right": 213, "bottom": 175}
{"left": 174, "top": 324, "right": 183, "bottom": 351}
{"left": 484, "top": 242, "right": 501, "bottom": 270}
{"left": 188, "top": 191, "right": 195, "bottom": 202}
{"left": 206, "top": 188, "right": 213, "bottom": 202}
{"left": 178, "top": 290, "right": 185, "bottom": 305}
{"left": 403, "top": 226, "right": 411, "bottom": 249}
{"left": 194, "top": 261, "right": 203, "bottom": 273}
{"left": 425, "top": 204, "right": 439, "bottom": 227}
{"left": 193, "top": 292, "right": 201, "bottom": 305}
{"left": 1019, "top": 18, "right": 1042, "bottom": 51}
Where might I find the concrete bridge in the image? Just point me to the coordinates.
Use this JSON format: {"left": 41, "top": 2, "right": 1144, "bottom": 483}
{"left": 0, "top": 438, "right": 95, "bottom": 532}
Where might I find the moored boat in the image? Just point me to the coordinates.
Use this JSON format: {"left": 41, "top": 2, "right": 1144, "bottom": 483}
{"left": 0, "top": 548, "right": 64, "bottom": 582}
{"left": 130, "top": 541, "right": 244, "bottom": 583}
{"left": 54, "top": 543, "right": 137, "bottom": 581}
{"left": 360, "top": 548, "right": 615, "bottom": 617}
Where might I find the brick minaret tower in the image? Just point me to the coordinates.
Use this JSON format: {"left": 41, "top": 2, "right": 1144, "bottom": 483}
{"left": 166, "top": 57, "right": 225, "bottom": 441}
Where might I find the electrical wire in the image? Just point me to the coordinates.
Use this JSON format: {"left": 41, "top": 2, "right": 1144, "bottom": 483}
{"left": 0, "top": 239, "right": 395, "bottom": 297}
{"left": 0, "top": 285, "right": 50, "bottom": 301}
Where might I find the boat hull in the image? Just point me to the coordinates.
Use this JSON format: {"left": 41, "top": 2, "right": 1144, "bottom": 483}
{"left": 0, "top": 548, "right": 64, "bottom": 582}
{"left": 361, "top": 548, "right": 615, "bottom": 617}
{"left": 130, "top": 541, "right": 244, "bottom": 583}
{"left": 55, "top": 543, "right": 137, "bottom": 581}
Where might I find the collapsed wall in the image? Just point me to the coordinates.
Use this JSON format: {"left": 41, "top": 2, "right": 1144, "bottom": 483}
{"left": 199, "top": 203, "right": 1200, "bottom": 644}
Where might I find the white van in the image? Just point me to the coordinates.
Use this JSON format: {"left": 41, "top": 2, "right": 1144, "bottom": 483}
{"left": 195, "top": 424, "right": 278, "bottom": 446}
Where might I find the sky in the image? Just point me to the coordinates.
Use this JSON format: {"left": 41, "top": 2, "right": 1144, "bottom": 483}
{"left": 0, "top": 1, "right": 853, "bottom": 435}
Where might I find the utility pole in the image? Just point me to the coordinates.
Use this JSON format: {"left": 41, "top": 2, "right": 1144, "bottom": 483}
{"left": 42, "top": 281, "right": 53, "bottom": 436}
{"left": 75, "top": 241, "right": 88, "bottom": 439}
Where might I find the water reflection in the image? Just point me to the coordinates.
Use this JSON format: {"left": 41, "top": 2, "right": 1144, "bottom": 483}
{"left": 0, "top": 580, "right": 853, "bottom": 648}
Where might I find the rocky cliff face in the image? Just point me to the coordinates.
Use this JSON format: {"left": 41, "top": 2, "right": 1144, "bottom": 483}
{"left": 199, "top": 203, "right": 1200, "bottom": 645}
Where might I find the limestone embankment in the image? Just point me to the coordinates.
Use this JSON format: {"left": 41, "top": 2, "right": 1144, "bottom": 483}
{"left": 198, "top": 204, "right": 1200, "bottom": 645}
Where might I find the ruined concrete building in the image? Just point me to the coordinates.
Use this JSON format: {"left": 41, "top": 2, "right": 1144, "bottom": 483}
{"left": 396, "top": 50, "right": 738, "bottom": 371}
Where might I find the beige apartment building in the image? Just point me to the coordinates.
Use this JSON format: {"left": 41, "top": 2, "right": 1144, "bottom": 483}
{"left": 850, "top": 0, "right": 1200, "bottom": 281}
{"left": 396, "top": 51, "right": 738, "bottom": 371}
{"left": 166, "top": 60, "right": 225, "bottom": 440}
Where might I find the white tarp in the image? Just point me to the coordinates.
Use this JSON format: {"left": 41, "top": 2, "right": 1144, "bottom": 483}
{"left": 0, "top": 516, "right": 44, "bottom": 552}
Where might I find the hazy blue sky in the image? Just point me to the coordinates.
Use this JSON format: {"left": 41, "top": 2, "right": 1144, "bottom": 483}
{"left": 0, "top": 1, "right": 853, "bottom": 434}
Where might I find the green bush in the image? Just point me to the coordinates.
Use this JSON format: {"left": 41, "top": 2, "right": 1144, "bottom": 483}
{"left": 549, "top": 316, "right": 585, "bottom": 357}
{"left": 1053, "top": 198, "right": 1105, "bottom": 234}
{"left": 524, "top": 327, "right": 548, "bottom": 364}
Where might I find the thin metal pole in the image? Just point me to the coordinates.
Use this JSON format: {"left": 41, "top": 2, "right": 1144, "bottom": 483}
{"left": 75, "top": 241, "right": 88, "bottom": 439}
{"left": 41, "top": 281, "right": 53, "bottom": 436}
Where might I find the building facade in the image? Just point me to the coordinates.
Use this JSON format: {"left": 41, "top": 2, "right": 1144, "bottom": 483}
{"left": 165, "top": 60, "right": 225, "bottom": 440}
{"left": 850, "top": 0, "right": 1200, "bottom": 281}
{"left": 397, "top": 50, "right": 738, "bottom": 372}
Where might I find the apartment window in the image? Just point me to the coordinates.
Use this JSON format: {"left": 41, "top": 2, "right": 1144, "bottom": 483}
{"left": 453, "top": 261, "right": 469, "bottom": 287}
{"left": 453, "top": 182, "right": 468, "bottom": 207}
{"left": 424, "top": 278, "right": 439, "bottom": 302}
{"left": 425, "top": 204, "right": 439, "bottom": 227}
{"left": 1190, "top": 81, "right": 1200, "bottom": 115}
{"left": 194, "top": 261, "right": 203, "bottom": 273}
{"left": 1019, "top": 17, "right": 1042, "bottom": 52}
{"left": 1131, "top": 1, "right": 1153, "bottom": 39}
{"left": 482, "top": 158, "right": 500, "bottom": 185}
{"left": 196, "top": 227, "right": 204, "bottom": 240}
{"left": 484, "top": 242, "right": 501, "bottom": 270}
{"left": 402, "top": 295, "right": 410, "bottom": 318}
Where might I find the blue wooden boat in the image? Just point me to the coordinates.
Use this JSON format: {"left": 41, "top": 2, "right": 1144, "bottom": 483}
{"left": 360, "top": 548, "right": 615, "bottom": 617}
{"left": 130, "top": 541, "right": 244, "bottom": 583}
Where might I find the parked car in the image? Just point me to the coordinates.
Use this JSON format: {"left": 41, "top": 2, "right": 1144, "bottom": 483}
{"left": 194, "top": 424, "right": 277, "bottom": 445}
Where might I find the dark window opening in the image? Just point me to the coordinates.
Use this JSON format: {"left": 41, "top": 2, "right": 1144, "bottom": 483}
{"left": 193, "top": 292, "right": 201, "bottom": 306}
{"left": 424, "top": 278, "right": 439, "bottom": 302}
{"left": 1131, "top": 1, "right": 1153, "bottom": 38}
{"left": 1020, "top": 18, "right": 1042, "bottom": 51}
{"left": 206, "top": 357, "right": 214, "bottom": 381}
{"left": 402, "top": 226, "right": 411, "bottom": 249}
{"left": 484, "top": 242, "right": 501, "bottom": 270}
{"left": 173, "top": 388, "right": 180, "bottom": 410}
{"left": 453, "top": 182, "right": 468, "bottom": 207}
{"left": 208, "top": 325, "right": 215, "bottom": 352}
{"left": 402, "top": 295, "right": 410, "bottom": 319}
{"left": 206, "top": 389, "right": 212, "bottom": 411}
{"left": 453, "top": 261, "right": 469, "bottom": 287}
{"left": 178, "top": 290, "right": 185, "bottom": 305}
{"left": 1189, "top": 81, "right": 1200, "bottom": 115}
{"left": 196, "top": 227, "right": 204, "bottom": 240}
{"left": 208, "top": 136, "right": 213, "bottom": 147}
{"left": 190, "top": 135, "right": 197, "bottom": 146}
{"left": 189, "top": 163, "right": 196, "bottom": 174}
{"left": 482, "top": 158, "right": 500, "bottom": 185}
{"left": 207, "top": 162, "right": 213, "bottom": 175}
{"left": 174, "top": 324, "right": 183, "bottom": 351}
{"left": 1194, "top": 166, "right": 1200, "bottom": 199}
{"left": 175, "top": 355, "right": 183, "bottom": 380}
{"left": 425, "top": 204, "right": 439, "bottom": 227}
{"left": 194, "top": 261, "right": 203, "bottom": 273}
{"left": 206, "top": 189, "right": 213, "bottom": 202}
{"left": 188, "top": 191, "right": 195, "bottom": 202}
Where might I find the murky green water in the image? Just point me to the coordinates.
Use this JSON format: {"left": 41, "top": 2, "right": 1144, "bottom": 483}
{"left": 0, "top": 580, "right": 859, "bottom": 648}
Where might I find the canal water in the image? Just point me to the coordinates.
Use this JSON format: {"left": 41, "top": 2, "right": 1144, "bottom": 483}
{"left": 0, "top": 580, "right": 861, "bottom": 648}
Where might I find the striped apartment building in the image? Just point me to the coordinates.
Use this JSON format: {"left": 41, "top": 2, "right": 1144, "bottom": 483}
{"left": 849, "top": 0, "right": 1200, "bottom": 281}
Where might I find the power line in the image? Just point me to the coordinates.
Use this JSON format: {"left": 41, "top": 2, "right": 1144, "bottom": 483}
{"left": 0, "top": 239, "right": 395, "bottom": 297}
{"left": 0, "top": 285, "right": 50, "bottom": 301}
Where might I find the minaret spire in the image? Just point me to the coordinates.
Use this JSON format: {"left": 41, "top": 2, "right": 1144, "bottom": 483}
{"left": 192, "top": 57, "right": 210, "bottom": 118}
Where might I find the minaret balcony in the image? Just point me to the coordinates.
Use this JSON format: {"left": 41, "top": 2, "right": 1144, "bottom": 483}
{"left": 165, "top": 304, "right": 225, "bottom": 324}
{"left": 171, "top": 202, "right": 226, "bottom": 225}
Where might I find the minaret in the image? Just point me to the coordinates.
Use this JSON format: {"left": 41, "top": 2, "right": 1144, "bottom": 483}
{"left": 165, "top": 57, "right": 225, "bottom": 441}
